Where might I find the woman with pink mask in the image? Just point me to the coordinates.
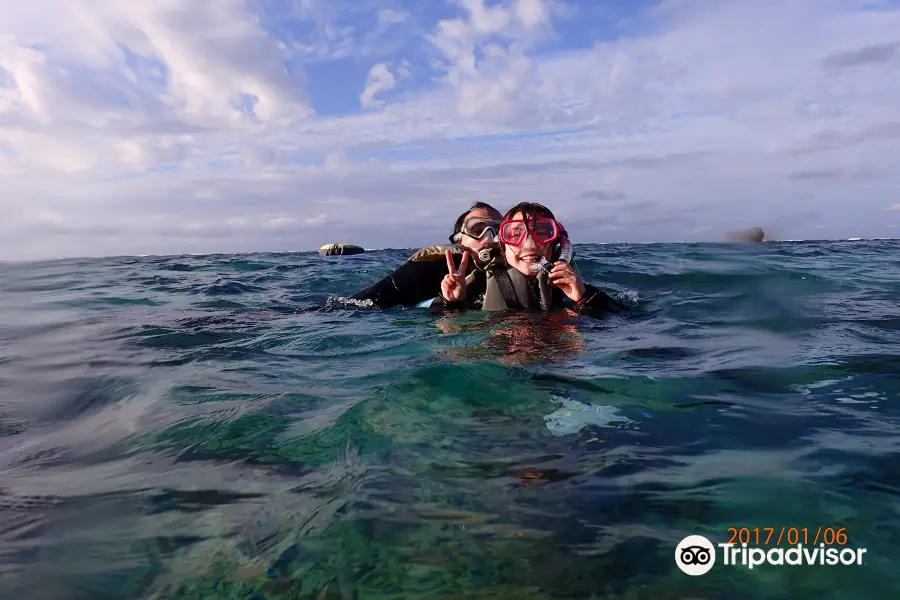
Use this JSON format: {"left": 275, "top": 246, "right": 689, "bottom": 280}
{"left": 431, "top": 202, "right": 628, "bottom": 314}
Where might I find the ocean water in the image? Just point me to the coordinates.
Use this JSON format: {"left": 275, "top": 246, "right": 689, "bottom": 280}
{"left": 1, "top": 240, "right": 899, "bottom": 599}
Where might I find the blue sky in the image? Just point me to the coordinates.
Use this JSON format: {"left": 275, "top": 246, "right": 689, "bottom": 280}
{"left": 1, "top": 0, "right": 899, "bottom": 260}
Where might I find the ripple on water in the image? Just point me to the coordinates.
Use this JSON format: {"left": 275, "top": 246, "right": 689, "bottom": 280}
{"left": 1, "top": 241, "right": 899, "bottom": 599}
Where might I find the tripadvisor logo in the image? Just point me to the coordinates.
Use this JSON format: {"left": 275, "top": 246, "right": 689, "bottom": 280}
{"left": 674, "top": 534, "right": 868, "bottom": 575}
{"left": 675, "top": 535, "right": 716, "bottom": 576}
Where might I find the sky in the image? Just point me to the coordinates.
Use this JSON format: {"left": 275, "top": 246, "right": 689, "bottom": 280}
{"left": 1, "top": 0, "right": 900, "bottom": 261}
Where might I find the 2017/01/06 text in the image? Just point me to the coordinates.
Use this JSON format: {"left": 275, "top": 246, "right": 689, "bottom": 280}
{"left": 727, "top": 527, "right": 848, "bottom": 547}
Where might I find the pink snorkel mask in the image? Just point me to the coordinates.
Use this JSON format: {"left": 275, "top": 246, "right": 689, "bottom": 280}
{"left": 499, "top": 218, "right": 573, "bottom": 274}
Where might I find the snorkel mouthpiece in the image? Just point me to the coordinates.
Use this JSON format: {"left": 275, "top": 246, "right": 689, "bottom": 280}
{"left": 477, "top": 229, "right": 501, "bottom": 264}
{"left": 528, "top": 235, "right": 573, "bottom": 274}
{"left": 529, "top": 258, "right": 553, "bottom": 275}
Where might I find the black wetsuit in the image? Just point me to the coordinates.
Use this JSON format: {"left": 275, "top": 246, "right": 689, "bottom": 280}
{"left": 430, "top": 275, "right": 629, "bottom": 316}
{"left": 351, "top": 255, "right": 488, "bottom": 309}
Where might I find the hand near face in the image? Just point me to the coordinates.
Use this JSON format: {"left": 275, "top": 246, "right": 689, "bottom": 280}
{"left": 440, "top": 249, "right": 469, "bottom": 302}
{"left": 548, "top": 261, "right": 586, "bottom": 302}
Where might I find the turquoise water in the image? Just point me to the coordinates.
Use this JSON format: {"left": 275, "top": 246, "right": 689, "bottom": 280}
{"left": 1, "top": 240, "right": 898, "bottom": 599}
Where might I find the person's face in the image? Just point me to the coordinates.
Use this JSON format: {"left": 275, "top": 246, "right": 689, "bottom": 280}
{"left": 457, "top": 208, "right": 500, "bottom": 256}
{"left": 503, "top": 212, "right": 553, "bottom": 275}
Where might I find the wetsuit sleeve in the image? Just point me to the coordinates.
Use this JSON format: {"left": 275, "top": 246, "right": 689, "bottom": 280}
{"left": 350, "top": 258, "right": 452, "bottom": 308}
{"left": 428, "top": 293, "right": 462, "bottom": 310}
{"left": 427, "top": 270, "right": 486, "bottom": 311}
{"left": 428, "top": 289, "right": 478, "bottom": 310}
{"left": 572, "top": 283, "right": 630, "bottom": 314}
{"left": 350, "top": 273, "right": 401, "bottom": 307}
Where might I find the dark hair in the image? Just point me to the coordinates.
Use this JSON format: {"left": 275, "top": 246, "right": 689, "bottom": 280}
{"left": 451, "top": 201, "right": 502, "bottom": 235}
{"left": 503, "top": 202, "right": 555, "bottom": 222}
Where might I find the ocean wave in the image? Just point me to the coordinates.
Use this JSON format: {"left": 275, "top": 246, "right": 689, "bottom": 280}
{"left": 1, "top": 240, "right": 899, "bottom": 599}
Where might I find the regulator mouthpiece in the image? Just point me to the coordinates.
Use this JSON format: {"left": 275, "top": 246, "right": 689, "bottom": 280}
{"left": 528, "top": 236, "right": 573, "bottom": 275}
{"left": 478, "top": 248, "right": 493, "bottom": 262}
{"left": 529, "top": 258, "right": 553, "bottom": 275}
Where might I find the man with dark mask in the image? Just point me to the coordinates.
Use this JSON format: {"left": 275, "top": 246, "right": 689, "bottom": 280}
{"left": 350, "top": 202, "right": 503, "bottom": 308}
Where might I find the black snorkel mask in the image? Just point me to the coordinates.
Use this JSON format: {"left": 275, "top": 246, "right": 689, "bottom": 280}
{"left": 450, "top": 216, "right": 501, "bottom": 263}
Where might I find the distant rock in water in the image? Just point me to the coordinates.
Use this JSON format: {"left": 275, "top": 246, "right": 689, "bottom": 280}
{"left": 726, "top": 227, "right": 765, "bottom": 243}
{"left": 319, "top": 243, "right": 366, "bottom": 256}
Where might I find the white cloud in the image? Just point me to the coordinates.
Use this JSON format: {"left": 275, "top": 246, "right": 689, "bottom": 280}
{"left": 0, "top": 0, "right": 899, "bottom": 260}
{"left": 360, "top": 63, "right": 396, "bottom": 108}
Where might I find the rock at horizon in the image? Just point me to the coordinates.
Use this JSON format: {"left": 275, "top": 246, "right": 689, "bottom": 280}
{"left": 727, "top": 227, "right": 765, "bottom": 243}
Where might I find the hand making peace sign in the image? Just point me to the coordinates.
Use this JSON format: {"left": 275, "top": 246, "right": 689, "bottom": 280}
{"left": 440, "top": 249, "right": 470, "bottom": 303}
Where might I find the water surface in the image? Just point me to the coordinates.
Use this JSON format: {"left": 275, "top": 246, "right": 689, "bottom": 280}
{"left": 1, "top": 240, "right": 898, "bottom": 598}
